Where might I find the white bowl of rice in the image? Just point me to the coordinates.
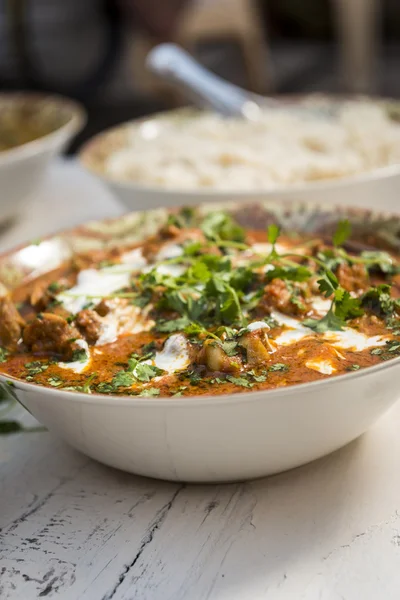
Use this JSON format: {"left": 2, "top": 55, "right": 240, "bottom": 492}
{"left": 79, "top": 96, "right": 400, "bottom": 212}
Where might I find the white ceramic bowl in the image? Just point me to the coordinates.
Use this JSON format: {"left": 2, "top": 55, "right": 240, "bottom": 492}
{"left": 79, "top": 101, "right": 400, "bottom": 213}
{"left": 0, "top": 93, "right": 86, "bottom": 223}
{"left": 1, "top": 200, "right": 400, "bottom": 483}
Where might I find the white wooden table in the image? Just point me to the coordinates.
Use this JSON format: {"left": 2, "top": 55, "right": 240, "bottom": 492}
{"left": 2, "top": 161, "right": 400, "bottom": 600}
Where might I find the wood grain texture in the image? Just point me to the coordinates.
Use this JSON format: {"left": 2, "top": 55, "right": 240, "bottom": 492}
{"left": 2, "top": 402, "right": 400, "bottom": 600}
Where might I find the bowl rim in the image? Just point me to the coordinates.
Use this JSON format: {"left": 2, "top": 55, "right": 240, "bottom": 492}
{"left": 1, "top": 197, "right": 400, "bottom": 407}
{"left": 78, "top": 96, "right": 400, "bottom": 197}
{"left": 0, "top": 91, "right": 86, "bottom": 166}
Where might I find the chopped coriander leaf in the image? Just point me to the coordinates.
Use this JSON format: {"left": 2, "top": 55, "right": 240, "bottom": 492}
{"left": 268, "top": 363, "right": 289, "bottom": 372}
{"left": 304, "top": 307, "right": 346, "bottom": 333}
{"left": 247, "top": 369, "right": 268, "bottom": 382}
{"left": 140, "top": 341, "right": 157, "bottom": 357}
{"left": 132, "top": 290, "right": 153, "bottom": 309}
{"left": 265, "top": 265, "right": 311, "bottom": 283}
{"left": 82, "top": 301, "right": 95, "bottom": 310}
{"left": 267, "top": 223, "right": 280, "bottom": 246}
{"left": 182, "top": 241, "right": 202, "bottom": 256}
{"left": 82, "top": 373, "right": 98, "bottom": 394}
{"left": 370, "top": 348, "right": 383, "bottom": 355}
{"left": 334, "top": 290, "right": 363, "bottom": 320}
{"left": 201, "top": 211, "right": 245, "bottom": 244}
{"left": 138, "top": 387, "right": 160, "bottom": 397}
{"left": 156, "top": 316, "right": 191, "bottom": 333}
{"left": 219, "top": 340, "right": 239, "bottom": 357}
{"left": 70, "top": 348, "right": 89, "bottom": 363}
{"left": 180, "top": 370, "right": 202, "bottom": 386}
{"left": 129, "top": 360, "right": 164, "bottom": 383}
{"left": 316, "top": 249, "right": 345, "bottom": 272}
{"left": 347, "top": 364, "right": 361, "bottom": 371}
{"left": 360, "top": 250, "right": 399, "bottom": 274}
{"left": 226, "top": 375, "right": 254, "bottom": 388}
{"left": 24, "top": 361, "right": 49, "bottom": 376}
{"left": 47, "top": 376, "right": 63, "bottom": 387}
{"left": 361, "top": 285, "right": 397, "bottom": 317}
{"left": 386, "top": 340, "right": 400, "bottom": 353}
{"left": 112, "top": 371, "right": 135, "bottom": 388}
{"left": 316, "top": 270, "right": 339, "bottom": 298}
{"left": 96, "top": 382, "right": 114, "bottom": 393}
{"left": 209, "top": 377, "right": 225, "bottom": 384}
{"left": 333, "top": 219, "right": 351, "bottom": 247}
{"left": 48, "top": 281, "right": 62, "bottom": 293}
{"left": 0, "top": 347, "right": 8, "bottom": 363}
{"left": 167, "top": 207, "right": 195, "bottom": 229}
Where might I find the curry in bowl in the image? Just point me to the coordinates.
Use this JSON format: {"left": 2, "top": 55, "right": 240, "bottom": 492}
{"left": 1, "top": 206, "right": 400, "bottom": 397}
{"left": 0, "top": 94, "right": 73, "bottom": 153}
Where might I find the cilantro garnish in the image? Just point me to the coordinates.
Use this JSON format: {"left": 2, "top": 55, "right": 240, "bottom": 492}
{"left": 219, "top": 340, "right": 239, "bottom": 357}
{"left": 201, "top": 211, "right": 246, "bottom": 244}
{"left": 167, "top": 207, "right": 195, "bottom": 229}
{"left": 360, "top": 251, "right": 399, "bottom": 274}
{"left": 47, "top": 376, "right": 63, "bottom": 387}
{"left": 333, "top": 289, "right": 363, "bottom": 321}
{"left": 24, "top": 361, "right": 49, "bottom": 378}
{"left": 128, "top": 359, "right": 164, "bottom": 383}
{"left": 317, "top": 270, "right": 339, "bottom": 298}
{"left": 267, "top": 224, "right": 280, "bottom": 259}
{"left": 226, "top": 375, "right": 254, "bottom": 388}
{"left": 267, "top": 223, "right": 280, "bottom": 246}
{"left": 361, "top": 285, "right": 398, "bottom": 317}
{"left": 0, "top": 347, "right": 8, "bottom": 363}
{"left": 112, "top": 371, "right": 135, "bottom": 388}
{"left": 137, "top": 387, "right": 160, "bottom": 397}
{"left": 265, "top": 265, "right": 311, "bottom": 283}
{"left": 47, "top": 281, "right": 62, "bottom": 293}
{"left": 156, "top": 317, "right": 191, "bottom": 333}
{"left": 268, "top": 363, "right": 289, "bottom": 372}
{"left": 70, "top": 348, "right": 89, "bottom": 363}
{"left": 333, "top": 219, "right": 351, "bottom": 247}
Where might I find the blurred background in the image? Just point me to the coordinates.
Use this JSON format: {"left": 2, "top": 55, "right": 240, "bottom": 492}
{"left": 0, "top": 0, "right": 399, "bottom": 153}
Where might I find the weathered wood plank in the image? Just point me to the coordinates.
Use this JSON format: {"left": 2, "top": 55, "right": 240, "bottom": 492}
{"left": 2, "top": 405, "right": 400, "bottom": 599}
{"left": 104, "top": 404, "right": 400, "bottom": 600}
{"left": 0, "top": 431, "right": 181, "bottom": 599}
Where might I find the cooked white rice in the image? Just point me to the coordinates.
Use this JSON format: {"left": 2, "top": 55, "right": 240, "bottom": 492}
{"left": 105, "top": 102, "right": 400, "bottom": 191}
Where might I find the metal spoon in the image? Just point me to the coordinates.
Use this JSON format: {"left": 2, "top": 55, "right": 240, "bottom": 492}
{"left": 146, "top": 44, "right": 338, "bottom": 121}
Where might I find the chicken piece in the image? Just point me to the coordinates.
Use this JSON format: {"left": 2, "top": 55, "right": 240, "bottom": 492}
{"left": 0, "top": 294, "right": 25, "bottom": 349}
{"left": 337, "top": 263, "right": 369, "bottom": 293}
{"left": 240, "top": 330, "right": 272, "bottom": 367}
{"left": 23, "top": 313, "right": 82, "bottom": 360}
{"left": 262, "top": 279, "right": 307, "bottom": 316}
{"left": 30, "top": 280, "right": 52, "bottom": 311}
{"left": 196, "top": 339, "right": 242, "bottom": 373}
{"left": 75, "top": 309, "right": 103, "bottom": 345}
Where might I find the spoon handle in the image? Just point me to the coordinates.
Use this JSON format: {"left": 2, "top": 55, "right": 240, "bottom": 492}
{"left": 146, "top": 44, "right": 253, "bottom": 117}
